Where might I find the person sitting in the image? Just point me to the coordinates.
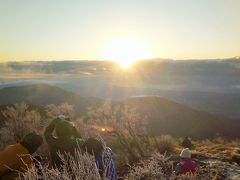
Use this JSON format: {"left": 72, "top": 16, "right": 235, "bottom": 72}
{"left": 182, "top": 136, "right": 193, "bottom": 149}
{"left": 0, "top": 132, "right": 43, "bottom": 179}
{"left": 82, "top": 138, "right": 117, "bottom": 180}
{"left": 175, "top": 148, "right": 197, "bottom": 175}
{"left": 44, "top": 116, "right": 84, "bottom": 169}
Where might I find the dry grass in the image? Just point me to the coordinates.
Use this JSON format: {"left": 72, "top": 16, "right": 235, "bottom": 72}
{"left": 21, "top": 151, "right": 101, "bottom": 180}
{"left": 124, "top": 152, "right": 222, "bottom": 180}
{"left": 153, "top": 135, "right": 177, "bottom": 154}
{"left": 195, "top": 140, "right": 240, "bottom": 158}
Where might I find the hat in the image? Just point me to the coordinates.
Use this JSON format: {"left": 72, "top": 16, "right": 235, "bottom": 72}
{"left": 180, "top": 148, "right": 191, "bottom": 158}
{"left": 82, "top": 138, "right": 104, "bottom": 156}
{"left": 21, "top": 132, "right": 43, "bottom": 154}
{"left": 58, "top": 114, "right": 68, "bottom": 120}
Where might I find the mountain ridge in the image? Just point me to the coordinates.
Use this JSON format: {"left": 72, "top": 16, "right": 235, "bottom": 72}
{"left": 120, "top": 96, "right": 240, "bottom": 139}
{"left": 0, "top": 84, "right": 103, "bottom": 116}
{"left": 0, "top": 84, "right": 239, "bottom": 139}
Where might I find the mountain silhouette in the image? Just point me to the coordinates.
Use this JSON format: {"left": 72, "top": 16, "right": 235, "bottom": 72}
{"left": 120, "top": 96, "right": 240, "bottom": 138}
{"left": 0, "top": 84, "right": 239, "bottom": 139}
{"left": 0, "top": 84, "right": 102, "bottom": 116}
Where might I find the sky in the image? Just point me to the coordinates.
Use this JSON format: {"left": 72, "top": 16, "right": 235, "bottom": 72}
{"left": 0, "top": 0, "right": 240, "bottom": 61}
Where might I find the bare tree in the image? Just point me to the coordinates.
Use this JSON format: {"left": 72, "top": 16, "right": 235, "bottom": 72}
{"left": 0, "top": 103, "right": 43, "bottom": 147}
{"left": 45, "top": 103, "right": 74, "bottom": 119}
{"left": 85, "top": 101, "right": 149, "bottom": 161}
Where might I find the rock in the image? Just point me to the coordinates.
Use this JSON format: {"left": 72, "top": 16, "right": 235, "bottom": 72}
{"left": 232, "top": 154, "right": 240, "bottom": 165}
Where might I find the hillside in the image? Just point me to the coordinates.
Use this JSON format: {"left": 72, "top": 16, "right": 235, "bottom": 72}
{"left": 120, "top": 96, "right": 240, "bottom": 139}
{"left": 151, "top": 90, "right": 240, "bottom": 119}
{"left": 0, "top": 84, "right": 239, "bottom": 139}
{"left": 0, "top": 84, "right": 103, "bottom": 116}
{"left": 0, "top": 105, "right": 8, "bottom": 124}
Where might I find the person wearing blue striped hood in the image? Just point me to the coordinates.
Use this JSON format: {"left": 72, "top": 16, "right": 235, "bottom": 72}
{"left": 82, "top": 138, "right": 117, "bottom": 180}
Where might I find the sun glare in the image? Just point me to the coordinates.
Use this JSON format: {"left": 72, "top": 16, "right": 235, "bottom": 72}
{"left": 102, "top": 38, "right": 151, "bottom": 68}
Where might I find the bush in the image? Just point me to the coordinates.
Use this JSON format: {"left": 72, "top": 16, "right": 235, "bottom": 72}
{"left": 213, "top": 137, "right": 225, "bottom": 144}
{"left": 124, "top": 152, "right": 224, "bottom": 180}
{"left": 125, "top": 153, "right": 197, "bottom": 180}
{"left": 154, "top": 135, "right": 177, "bottom": 154}
{"left": 85, "top": 101, "right": 150, "bottom": 162}
{"left": 45, "top": 103, "right": 74, "bottom": 119}
{"left": 0, "top": 103, "right": 43, "bottom": 148}
{"left": 21, "top": 151, "right": 101, "bottom": 180}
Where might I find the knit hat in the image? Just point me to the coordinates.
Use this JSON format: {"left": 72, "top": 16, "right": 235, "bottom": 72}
{"left": 180, "top": 148, "right": 191, "bottom": 158}
{"left": 21, "top": 132, "right": 43, "bottom": 154}
{"left": 82, "top": 138, "right": 104, "bottom": 157}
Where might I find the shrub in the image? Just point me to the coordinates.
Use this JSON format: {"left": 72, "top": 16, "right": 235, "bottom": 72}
{"left": 0, "top": 103, "right": 43, "bottom": 148}
{"left": 125, "top": 153, "right": 197, "bottom": 180}
{"left": 213, "top": 137, "right": 225, "bottom": 144}
{"left": 154, "top": 135, "right": 177, "bottom": 154}
{"left": 124, "top": 152, "right": 225, "bottom": 180}
{"left": 21, "top": 151, "right": 101, "bottom": 180}
{"left": 85, "top": 101, "right": 150, "bottom": 162}
{"left": 45, "top": 103, "right": 74, "bottom": 119}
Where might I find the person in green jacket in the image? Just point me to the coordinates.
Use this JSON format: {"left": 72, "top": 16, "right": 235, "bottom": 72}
{"left": 44, "top": 116, "right": 84, "bottom": 169}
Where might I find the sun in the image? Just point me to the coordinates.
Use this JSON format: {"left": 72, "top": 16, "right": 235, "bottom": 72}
{"left": 101, "top": 38, "right": 151, "bottom": 68}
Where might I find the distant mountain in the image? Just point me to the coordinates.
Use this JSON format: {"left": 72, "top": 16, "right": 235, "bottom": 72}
{"left": 119, "top": 96, "right": 240, "bottom": 139}
{"left": 0, "top": 84, "right": 103, "bottom": 116}
{"left": 73, "top": 84, "right": 240, "bottom": 119}
{"left": 223, "top": 56, "right": 240, "bottom": 63}
{"left": 0, "top": 84, "right": 239, "bottom": 139}
{"left": 1, "top": 59, "right": 240, "bottom": 120}
{"left": 120, "top": 89, "right": 240, "bottom": 120}
{"left": 154, "top": 90, "right": 240, "bottom": 120}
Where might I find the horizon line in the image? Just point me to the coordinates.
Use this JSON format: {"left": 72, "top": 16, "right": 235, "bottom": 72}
{"left": 1, "top": 56, "right": 240, "bottom": 63}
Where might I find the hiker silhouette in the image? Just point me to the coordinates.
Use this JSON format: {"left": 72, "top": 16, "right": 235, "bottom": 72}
{"left": 0, "top": 132, "right": 43, "bottom": 179}
{"left": 44, "top": 116, "right": 84, "bottom": 168}
{"left": 175, "top": 148, "right": 197, "bottom": 175}
{"left": 82, "top": 138, "right": 117, "bottom": 180}
{"left": 182, "top": 136, "right": 193, "bottom": 149}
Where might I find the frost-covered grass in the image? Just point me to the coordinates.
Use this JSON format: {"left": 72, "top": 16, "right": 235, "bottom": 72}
{"left": 124, "top": 152, "right": 240, "bottom": 180}
{"left": 21, "top": 151, "right": 101, "bottom": 180}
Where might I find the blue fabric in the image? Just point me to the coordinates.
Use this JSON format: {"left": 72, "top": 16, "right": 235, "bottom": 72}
{"left": 95, "top": 147, "right": 117, "bottom": 180}
{"left": 96, "top": 155, "right": 104, "bottom": 177}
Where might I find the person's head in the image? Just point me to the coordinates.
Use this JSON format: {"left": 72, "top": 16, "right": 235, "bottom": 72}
{"left": 180, "top": 148, "right": 191, "bottom": 159}
{"left": 20, "top": 132, "right": 43, "bottom": 155}
{"left": 55, "top": 120, "right": 74, "bottom": 139}
{"left": 82, "top": 138, "right": 104, "bottom": 157}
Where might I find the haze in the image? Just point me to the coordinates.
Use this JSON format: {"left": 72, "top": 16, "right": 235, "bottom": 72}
{"left": 1, "top": 0, "right": 240, "bottom": 61}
